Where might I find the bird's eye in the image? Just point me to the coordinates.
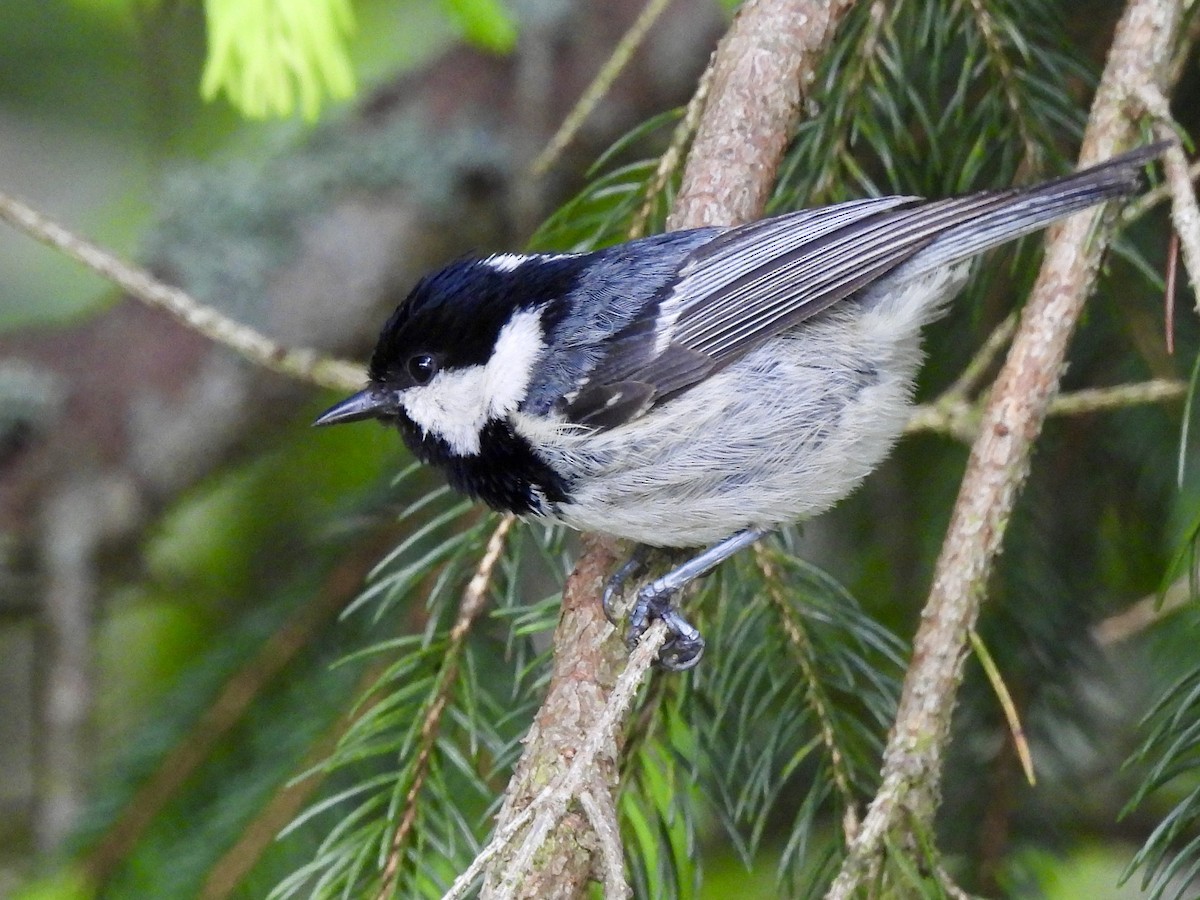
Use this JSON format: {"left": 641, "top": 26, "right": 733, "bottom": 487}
{"left": 407, "top": 353, "right": 438, "bottom": 385}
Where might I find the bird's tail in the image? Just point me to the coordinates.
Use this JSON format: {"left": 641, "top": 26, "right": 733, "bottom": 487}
{"left": 908, "top": 141, "right": 1170, "bottom": 276}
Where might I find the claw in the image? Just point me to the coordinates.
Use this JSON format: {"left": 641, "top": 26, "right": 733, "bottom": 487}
{"left": 602, "top": 548, "right": 647, "bottom": 625}
{"left": 657, "top": 608, "right": 705, "bottom": 670}
{"left": 626, "top": 581, "right": 705, "bottom": 671}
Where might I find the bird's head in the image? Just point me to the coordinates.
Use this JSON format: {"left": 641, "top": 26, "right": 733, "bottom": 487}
{"left": 314, "top": 253, "right": 580, "bottom": 457}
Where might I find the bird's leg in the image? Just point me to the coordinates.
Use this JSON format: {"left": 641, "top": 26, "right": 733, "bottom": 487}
{"left": 626, "top": 527, "right": 771, "bottom": 671}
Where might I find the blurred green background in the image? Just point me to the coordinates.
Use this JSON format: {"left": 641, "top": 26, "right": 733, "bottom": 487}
{"left": 1, "top": 1, "right": 1198, "bottom": 898}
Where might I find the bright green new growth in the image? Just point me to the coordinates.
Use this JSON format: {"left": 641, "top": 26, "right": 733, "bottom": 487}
{"left": 201, "top": 0, "right": 358, "bottom": 120}
{"left": 199, "top": 0, "right": 517, "bottom": 120}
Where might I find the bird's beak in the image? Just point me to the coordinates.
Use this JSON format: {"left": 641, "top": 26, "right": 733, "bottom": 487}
{"left": 313, "top": 388, "right": 394, "bottom": 426}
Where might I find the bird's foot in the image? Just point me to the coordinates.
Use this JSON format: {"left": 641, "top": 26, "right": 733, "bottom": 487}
{"left": 604, "top": 529, "right": 770, "bottom": 671}
{"left": 626, "top": 581, "right": 705, "bottom": 671}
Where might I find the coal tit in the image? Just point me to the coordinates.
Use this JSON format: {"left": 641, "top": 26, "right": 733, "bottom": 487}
{"left": 317, "top": 144, "right": 1162, "bottom": 670}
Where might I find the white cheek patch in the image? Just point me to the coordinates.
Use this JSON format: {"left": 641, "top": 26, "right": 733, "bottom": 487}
{"left": 401, "top": 366, "right": 490, "bottom": 455}
{"left": 400, "top": 308, "right": 546, "bottom": 456}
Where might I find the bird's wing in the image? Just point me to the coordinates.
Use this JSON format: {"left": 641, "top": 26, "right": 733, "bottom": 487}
{"left": 561, "top": 193, "right": 986, "bottom": 427}
{"left": 560, "top": 145, "right": 1157, "bottom": 428}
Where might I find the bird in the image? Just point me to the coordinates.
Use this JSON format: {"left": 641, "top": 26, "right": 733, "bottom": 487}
{"left": 316, "top": 143, "right": 1164, "bottom": 671}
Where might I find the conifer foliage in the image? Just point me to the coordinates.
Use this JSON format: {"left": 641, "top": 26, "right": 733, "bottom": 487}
{"left": 15, "top": 0, "right": 1200, "bottom": 898}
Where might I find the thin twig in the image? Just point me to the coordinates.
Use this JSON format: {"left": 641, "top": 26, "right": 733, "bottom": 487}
{"left": 529, "top": 0, "right": 678, "bottom": 178}
{"left": 966, "top": 0, "right": 1042, "bottom": 173}
{"left": 1045, "top": 378, "right": 1185, "bottom": 416}
{"left": 1123, "top": 155, "right": 1200, "bottom": 222}
{"left": 0, "top": 189, "right": 365, "bottom": 393}
{"left": 1092, "top": 574, "right": 1194, "bottom": 645}
{"left": 809, "top": 1, "right": 889, "bottom": 203}
{"left": 1167, "top": 229, "right": 1180, "bottom": 354}
{"left": 756, "top": 544, "right": 860, "bottom": 841}
{"left": 376, "top": 515, "right": 515, "bottom": 899}
{"left": 1136, "top": 85, "right": 1200, "bottom": 314}
{"left": 440, "top": 623, "right": 666, "bottom": 900}
{"left": 900, "top": 313, "right": 1019, "bottom": 443}
{"left": 968, "top": 630, "right": 1035, "bottom": 786}
{"left": 1166, "top": 0, "right": 1200, "bottom": 87}
{"left": 578, "top": 788, "right": 631, "bottom": 900}
{"left": 936, "top": 865, "right": 984, "bottom": 900}
{"left": 629, "top": 62, "right": 714, "bottom": 239}
{"left": 490, "top": 620, "right": 661, "bottom": 898}
{"left": 903, "top": 397, "right": 981, "bottom": 442}
{"left": 945, "top": 313, "right": 1019, "bottom": 400}
{"left": 905, "top": 378, "right": 1186, "bottom": 440}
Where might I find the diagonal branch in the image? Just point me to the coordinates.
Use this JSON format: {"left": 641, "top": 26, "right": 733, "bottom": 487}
{"left": 668, "top": 0, "right": 859, "bottom": 230}
{"left": 444, "top": 615, "right": 667, "bottom": 900}
{"left": 1136, "top": 85, "right": 1200, "bottom": 312}
{"left": 828, "top": 1, "right": 1182, "bottom": 895}
{"left": 529, "top": 0, "right": 678, "bottom": 178}
{"left": 756, "top": 544, "right": 861, "bottom": 840}
{"left": 0, "top": 189, "right": 364, "bottom": 393}
{"left": 376, "top": 514, "right": 515, "bottom": 899}
{"left": 474, "top": 1, "right": 859, "bottom": 897}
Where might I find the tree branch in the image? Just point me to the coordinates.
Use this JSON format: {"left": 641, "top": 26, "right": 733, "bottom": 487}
{"left": 529, "top": 0, "right": 677, "bottom": 178}
{"left": 1136, "top": 85, "right": 1200, "bottom": 313}
{"left": 667, "top": 0, "right": 858, "bottom": 231}
{"left": 756, "top": 544, "right": 860, "bottom": 841}
{"left": 905, "top": 377, "right": 1186, "bottom": 441}
{"left": 476, "top": 1, "right": 858, "bottom": 896}
{"left": 828, "top": 1, "right": 1182, "bottom": 895}
{"left": 0, "top": 189, "right": 365, "bottom": 393}
{"left": 377, "top": 515, "right": 515, "bottom": 899}
{"left": 443, "top": 601, "right": 666, "bottom": 899}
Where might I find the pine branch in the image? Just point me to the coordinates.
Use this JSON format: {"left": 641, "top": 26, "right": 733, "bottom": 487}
{"left": 1092, "top": 575, "right": 1194, "bottom": 646}
{"left": 629, "top": 63, "right": 713, "bottom": 239}
{"left": 445, "top": 604, "right": 667, "bottom": 899}
{"left": 668, "top": 0, "right": 858, "bottom": 231}
{"left": 1135, "top": 85, "right": 1200, "bottom": 314}
{"left": 965, "top": 0, "right": 1044, "bottom": 174}
{"left": 906, "top": 378, "right": 1187, "bottom": 441}
{"left": 0, "top": 188, "right": 365, "bottom": 393}
{"left": 828, "top": 1, "right": 1183, "bottom": 895}
{"left": 82, "top": 540, "right": 388, "bottom": 888}
{"left": 755, "top": 545, "right": 860, "bottom": 841}
{"left": 475, "top": 1, "right": 859, "bottom": 895}
{"left": 529, "top": 0, "right": 677, "bottom": 178}
{"left": 807, "top": 0, "right": 887, "bottom": 203}
{"left": 376, "top": 515, "right": 515, "bottom": 899}
{"left": 1123, "top": 154, "right": 1200, "bottom": 222}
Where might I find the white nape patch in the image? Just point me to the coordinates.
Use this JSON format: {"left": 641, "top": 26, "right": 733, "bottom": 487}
{"left": 484, "top": 251, "right": 580, "bottom": 273}
{"left": 400, "top": 308, "right": 546, "bottom": 456}
{"left": 484, "top": 253, "right": 529, "bottom": 272}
